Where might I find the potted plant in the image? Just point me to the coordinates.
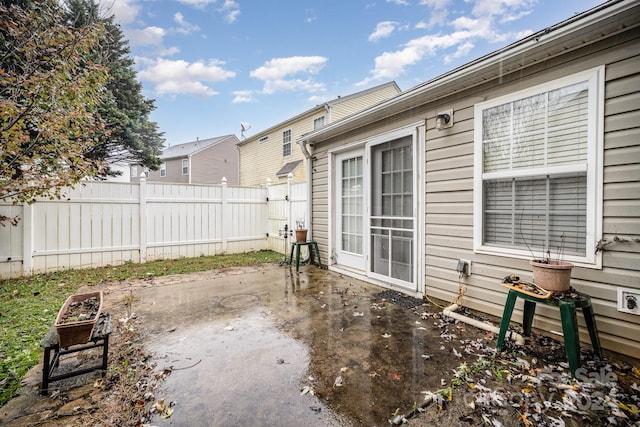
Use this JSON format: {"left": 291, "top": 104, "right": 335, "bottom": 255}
{"left": 54, "top": 291, "right": 103, "bottom": 347}
{"left": 528, "top": 235, "right": 573, "bottom": 292}
{"left": 295, "top": 217, "right": 307, "bottom": 243}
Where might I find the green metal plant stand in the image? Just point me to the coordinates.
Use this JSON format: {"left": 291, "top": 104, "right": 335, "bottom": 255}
{"left": 496, "top": 288, "right": 602, "bottom": 377}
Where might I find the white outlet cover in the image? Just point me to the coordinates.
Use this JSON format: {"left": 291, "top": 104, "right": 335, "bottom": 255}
{"left": 617, "top": 287, "right": 640, "bottom": 315}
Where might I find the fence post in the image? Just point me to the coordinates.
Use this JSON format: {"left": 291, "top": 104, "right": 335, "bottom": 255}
{"left": 287, "top": 173, "right": 293, "bottom": 231}
{"left": 221, "top": 177, "right": 228, "bottom": 253}
{"left": 22, "top": 202, "right": 33, "bottom": 275}
{"left": 139, "top": 175, "right": 147, "bottom": 263}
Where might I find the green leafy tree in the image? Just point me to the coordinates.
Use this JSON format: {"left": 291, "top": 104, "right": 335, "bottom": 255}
{"left": 65, "top": 0, "right": 165, "bottom": 176}
{"left": 0, "top": 0, "right": 110, "bottom": 219}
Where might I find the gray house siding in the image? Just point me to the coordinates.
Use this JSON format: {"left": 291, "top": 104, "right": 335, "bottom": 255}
{"left": 306, "top": 4, "right": 640, "bottom": 358}
{"left": 157, "top": 157, "right": 189, "bottom": 183}
{"left": 191, "top": 138, "right": 239, "bottom": 185}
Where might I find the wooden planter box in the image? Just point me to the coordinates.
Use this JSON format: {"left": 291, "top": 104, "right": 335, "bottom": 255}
{"left": 54, "top": 291, "right": 103, "bottom": 348}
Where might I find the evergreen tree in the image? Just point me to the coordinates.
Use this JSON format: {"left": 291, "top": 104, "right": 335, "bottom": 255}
{"left": 65, "top": 0, "right": 164, "bottom": 176}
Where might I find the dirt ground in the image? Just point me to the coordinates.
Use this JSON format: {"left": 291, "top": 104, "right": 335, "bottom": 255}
{"left": 1, "top": 264, "right": 639, "bottom": 427}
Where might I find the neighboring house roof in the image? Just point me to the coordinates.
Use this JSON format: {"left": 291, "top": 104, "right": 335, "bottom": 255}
{"left": 161, "top": 135, "right": 237, "bottom": 160}
{"left": 236, "top": 81, "right": 401, "bottom": 146}
{"left": 276, "top": 160, "right": 303, "bottom": 177}
{"left": 302, "top": 0, "right": 633, "bottom": 145}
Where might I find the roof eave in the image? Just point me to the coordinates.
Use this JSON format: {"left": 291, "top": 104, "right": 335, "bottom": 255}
{"left": 302, "top": 0, "right": 635, "bottom": 145}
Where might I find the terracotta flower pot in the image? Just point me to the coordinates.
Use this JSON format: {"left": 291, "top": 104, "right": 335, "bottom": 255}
{"left": 54, "top": 291, "right": 103, "bottom": 348}
{"left": 530, "top": 260, "right": 573, "bottom": 292}
{"left": 295, "top": 229, "right": 308, "bottom": 243}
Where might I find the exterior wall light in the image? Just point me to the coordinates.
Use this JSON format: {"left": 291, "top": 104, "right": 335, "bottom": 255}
{"left": 435, "top": 108, "right": 453, "bottom": 130}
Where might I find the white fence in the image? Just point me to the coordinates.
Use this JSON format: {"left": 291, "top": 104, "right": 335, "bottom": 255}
{"left": 0, "top": 177, "right": 307, "bottom": 278}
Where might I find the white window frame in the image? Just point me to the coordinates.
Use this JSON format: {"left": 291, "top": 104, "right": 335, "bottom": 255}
{"left": 283, "top": 129, "right": 291, "bottom": 157}
{"left": 473, "top": 67, "right": 604, "bottom": 268}
{"left": 182, "top": 158, "right": 189, "bottom": 175}
{"left": 131, "top": 165, "right": 138, "bottom": 178}
{"left": 314, "top": 116, "right": 325, "bottom": 130}
{"left": 160, "top": 162, "right": 166, "bottom": 177}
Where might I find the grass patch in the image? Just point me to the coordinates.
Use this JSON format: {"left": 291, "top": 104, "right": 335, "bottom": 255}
{"left": 0, "top": 250, "right": 281, "bottom": 407}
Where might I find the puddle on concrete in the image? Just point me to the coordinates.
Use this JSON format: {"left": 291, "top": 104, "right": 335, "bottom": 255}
{"left": 147, "top": 314, "right": 349, "bottom": 426}
{"left": 133, "top": 266, "right": 473, "bottom": 426}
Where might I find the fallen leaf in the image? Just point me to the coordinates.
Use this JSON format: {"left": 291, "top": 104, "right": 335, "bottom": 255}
{"left": 93, "top": 379, "right": 104, "bottom": 388}
{"left": 382, "top": 333, "right": 392, "bottom": 338}
{"left": 333, "top": 376, "right": 343, "bottom": 387}
{"left": 340, "top": 367, "right": 349, "bottom": 372}
{"left": 155, "top": 399, "right": 166, "bottom": 412}
{"left": 301, "top": 386, "right": 314, "bottom": 395}
{"left": 618, "top": 402, "right": 639, "bottom": 415}
{"left": 161, "top": 407, "right": 173, "bottom": 419}
{"left": 389, "top": 372, "right": 402, "bottom": 380}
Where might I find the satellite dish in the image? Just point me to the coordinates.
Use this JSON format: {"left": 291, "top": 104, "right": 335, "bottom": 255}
{"left": 240, "top": 122, "right": 252, "bottom": 139}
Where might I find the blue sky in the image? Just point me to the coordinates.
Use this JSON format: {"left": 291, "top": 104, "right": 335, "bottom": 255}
{"left": 102, "top": 0, "right": 605, "bottom": 146}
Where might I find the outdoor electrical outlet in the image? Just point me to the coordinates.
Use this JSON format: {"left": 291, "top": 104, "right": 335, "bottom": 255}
{"left": 617, "top": 288, "right": 640, "bottom": 315}
{"left": 456, "top": 259, "right": 472, "bottom": 276}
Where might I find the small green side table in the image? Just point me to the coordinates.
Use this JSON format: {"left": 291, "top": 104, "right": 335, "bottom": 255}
{"left": 289, "top": 241, "right": 322, "bottom": 272}
{"left": 496, "top": 288, "right": 602, "bottom": 377}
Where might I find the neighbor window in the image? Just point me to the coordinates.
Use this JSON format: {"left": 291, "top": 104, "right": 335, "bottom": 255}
{"left": 314, "top": 116, "right": 325, "bottom": 130}
{"left": 283, "top": 129, "right": 291, "bottom": 157}
{"left": 182, "top": 159, "right": 189, "bottom": 175}
{"left": 473, "top": 67, "right": 603, "bottom": 265}
{"left": 131, "top": 165, "right": 138, "bottom": 178}
{"left": 160, "top": 162, "right": 166, "bottom": 177}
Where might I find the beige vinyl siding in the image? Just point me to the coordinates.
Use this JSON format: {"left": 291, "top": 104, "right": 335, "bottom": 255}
{"left": 238, "top": 119, "right": 310, "bottom": 186}
{"left": 421, "top": 40, "right": 640, "bottom": 358}
{"left": 309, "top": 17, "right": 640, "bottom": 357}
{"left": 238, "top": 83, "right": 401, "bottom": 186}
{"left": 330, "top": 85, "right": 401, "bottom": 120}
{"left": 191, "top": 138, "right": 239, "bottom": 185}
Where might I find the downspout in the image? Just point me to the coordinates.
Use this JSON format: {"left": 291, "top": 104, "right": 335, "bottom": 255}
{"left": 297, "top": 137, "right": 313, "bottom": 241}
{"left": 188, "top": 154, "right": 192, "bottom": 184}
{"left": 443, "top": 303, "right": 525, "bottom": 345}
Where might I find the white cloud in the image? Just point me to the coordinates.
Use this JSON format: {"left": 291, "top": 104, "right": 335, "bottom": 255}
{"left": 175, "top": 0, "right": 240, "bottom": 22}
{"left": 387, "top": 0, "right": 410, "bottom": 5}
{"left": 177, "top": 0, "right": 218, "bottom": 9}
{"left": 138, "top": 58, "right": 236, "bottom": 97}
{"left": 100, "top": 0, "right": 140, "bottom": 25}
{"left": 220, "top": 0, "right": 241, "bottom": 23}
{"left": 127, "top": 26, "right": 166, "bottom": 47}
{"left": 418, "top": 0, "right": 451, "bottom": 8}
{"left": 369, "top": 21, "right": 397, "bottom": 42}
{"left": 472, "top": 0, "right": 537, "bottom": 18}
{"left": 360, "top": 0, "right": 538, "bottom": 84}
{"left": 174, "top": 12, "right": 201, "bottom": 35}
{"left": 444, "top": 41, "right": 474, "bottom": 63}
{"left": 250, "top": 56, "right": 328, "bottom": 95}
{"left": 232, "top": 90, "right": 257, "bottom": 103}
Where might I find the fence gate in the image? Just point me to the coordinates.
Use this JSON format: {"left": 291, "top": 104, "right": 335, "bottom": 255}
{"left": 266, "top": 176, "right": 308, "bottom": 256}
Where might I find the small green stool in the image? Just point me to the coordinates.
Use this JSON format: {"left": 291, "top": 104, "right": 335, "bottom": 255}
{"left": 289, "top": 241, "right": 322, "bottom": 272}
{"left": 496, "top": 289, "right": 602, "bottom": 377}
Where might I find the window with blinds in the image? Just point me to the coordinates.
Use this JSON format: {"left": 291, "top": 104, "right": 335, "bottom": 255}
{"left": 474, "top": 68, "right": 603, "bottom": 263}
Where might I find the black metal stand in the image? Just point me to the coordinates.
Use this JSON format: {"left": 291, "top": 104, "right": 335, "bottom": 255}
{"left": 41, "top": 313, "right": 113, "bottom": 395}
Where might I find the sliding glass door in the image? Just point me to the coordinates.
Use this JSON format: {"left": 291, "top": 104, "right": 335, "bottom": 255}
{"left": 369, "top": 136, "right": 414, "bottom": 286}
